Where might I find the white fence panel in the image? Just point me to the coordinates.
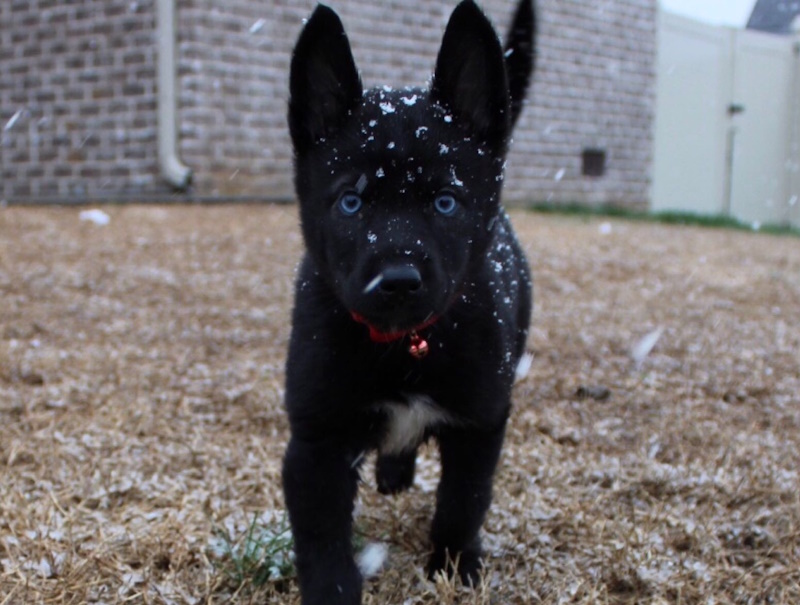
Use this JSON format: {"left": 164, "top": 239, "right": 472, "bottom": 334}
{"left": 653, "top": 11, "right": 800, "bottom": 227}
{"left": 653, "top": 12, "right": 733, "bottom": 216}
{"left": 730, "top": 30, "right": 797, "bottom": 226}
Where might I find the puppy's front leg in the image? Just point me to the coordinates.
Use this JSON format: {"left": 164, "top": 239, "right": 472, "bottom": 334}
{"left": 427, "top": 423, "right": 507, "bottom": 586}
{"left": 283, "top": 437, "right": 361, "bottom": 605}
{"left": 375, "top": 449, "right": 416, "bottom": 495}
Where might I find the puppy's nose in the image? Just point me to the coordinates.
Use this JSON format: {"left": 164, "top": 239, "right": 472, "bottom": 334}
{"left": 379, "top": 265, "right": 422, "bottom": 295}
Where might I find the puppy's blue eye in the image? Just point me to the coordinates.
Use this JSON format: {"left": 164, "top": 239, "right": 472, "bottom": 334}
{"left": 338, "top": 193, "right": 363, "bottom": 216}
{"left": 434, "top": 193, "right": 457, "bottom": 216}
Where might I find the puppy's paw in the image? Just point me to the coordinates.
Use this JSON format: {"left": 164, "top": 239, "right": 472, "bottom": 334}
{"left": 426, "top": 545, "right": 483, "bottom": 587}
{"left": 375, "top": 451, "right": 416, "bottom": 495}
{"left": 299, "top": 561, "right": 361, "bottom": 605}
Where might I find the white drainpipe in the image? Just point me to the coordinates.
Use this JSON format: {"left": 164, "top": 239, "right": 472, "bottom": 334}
{"left": 156, "top": 0, "right": 192, "bottom": 189}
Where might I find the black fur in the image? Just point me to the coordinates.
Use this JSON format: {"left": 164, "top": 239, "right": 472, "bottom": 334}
{"left": 282, "top": 2, "right": 535, "bottom": 603}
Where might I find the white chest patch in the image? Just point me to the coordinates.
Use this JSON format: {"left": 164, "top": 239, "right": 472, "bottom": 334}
{"left": 379, "top": 395, "right": 452, "bottom": 455}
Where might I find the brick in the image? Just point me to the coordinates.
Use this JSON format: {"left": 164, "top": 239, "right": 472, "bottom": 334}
{"left": 123, "top": 51, "right": 147, "bottom": 65}
{"left": 122, "top": 83, "right": 145, "bottom": 96}
{"left": 92, "top": 87, "right": 114, "bottom": 100}
{"left": 38, "top": 180, "right": 60, "bottom": 195}
{"left": 11, "top": 182, "right": 32, "bottom": 196}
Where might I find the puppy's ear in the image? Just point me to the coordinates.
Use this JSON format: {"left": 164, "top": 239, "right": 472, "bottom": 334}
{"left": 504, "top": 0, "right": 536, "bottom": 130}
{"left": 431, "top": 0, "right": 510, "bottom": 149}
{"left": 288, "top": 5, "right": 363, "bottom": 153}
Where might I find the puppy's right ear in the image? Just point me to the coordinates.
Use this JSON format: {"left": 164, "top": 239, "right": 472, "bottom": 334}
{"left": 288, "top": 5, "right": 363, "bottom": 153}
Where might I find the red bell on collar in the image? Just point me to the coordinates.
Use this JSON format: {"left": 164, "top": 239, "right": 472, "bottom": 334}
{"left": 408, "top": 331, "right": 429, "bottom": 359}
{"left": 350, "top": 312, "right": 436, "bottom": 359}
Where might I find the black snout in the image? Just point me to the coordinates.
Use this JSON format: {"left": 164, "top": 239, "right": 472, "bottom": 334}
{"left": 379, "top": 265, "right": 422, "bottom": 295}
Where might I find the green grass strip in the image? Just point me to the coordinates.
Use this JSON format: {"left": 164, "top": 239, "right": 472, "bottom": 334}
{"left": 525, "top": 202, "right": 800, "bottom": 237}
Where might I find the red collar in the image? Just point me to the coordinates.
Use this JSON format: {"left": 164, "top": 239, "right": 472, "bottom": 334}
{"left": 350, "top": 312, "right": 438, "bottom": 343}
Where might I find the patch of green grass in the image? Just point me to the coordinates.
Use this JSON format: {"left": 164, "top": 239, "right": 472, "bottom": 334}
{"left": 210, "top": 513, "right": 375, "bottom": 590}
{"left": 211, "top": 513, "right": 295, "bottom": 588}
{"left": 525, "top": 202, "right": 800, "bottom": 236}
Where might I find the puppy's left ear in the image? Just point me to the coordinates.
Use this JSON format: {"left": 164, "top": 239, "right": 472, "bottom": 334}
{"left": 288, "top": 5, "right": 363, "bottom": 153}
{"left": 431, "top": 0, "right": 510, "bottom": 149}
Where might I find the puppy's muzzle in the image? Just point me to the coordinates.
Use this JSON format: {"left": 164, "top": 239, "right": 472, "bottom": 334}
{"left": 357, "top": 263, "right": 428, "bottom": 329}
{"left": 376, "top": 264, "right": 422, "bottom": 297}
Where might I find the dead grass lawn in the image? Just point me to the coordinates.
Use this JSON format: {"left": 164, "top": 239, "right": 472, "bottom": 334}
{"left": 1, "top": 205, "right": 798, "bottom": 604}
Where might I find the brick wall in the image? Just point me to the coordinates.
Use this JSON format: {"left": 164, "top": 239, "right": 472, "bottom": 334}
{"left": 0, "top": 0, "right": 656, "bottom": 208}
{"left": 0, "top": 0, "right": 160, "bottom": 200}
{"left": 504, "top": 0, "right": 657, "bottom": 207}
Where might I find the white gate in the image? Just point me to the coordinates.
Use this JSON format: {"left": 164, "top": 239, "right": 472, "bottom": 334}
{"left": 652, "top": 11, "right": 800, "bottom": 227}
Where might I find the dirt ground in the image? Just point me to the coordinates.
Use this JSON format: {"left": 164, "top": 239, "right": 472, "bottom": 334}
{"left": 1, "top": 204, "right": 798, "bottom": 604}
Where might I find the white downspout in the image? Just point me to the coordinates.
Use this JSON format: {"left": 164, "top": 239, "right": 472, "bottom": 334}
{"left": 156, "top": 0, "right": 192, "bottom": 189}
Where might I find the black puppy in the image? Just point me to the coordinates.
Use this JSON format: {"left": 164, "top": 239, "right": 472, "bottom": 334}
{"left": 283, "top": 1, "right": 535, "bottom": 603}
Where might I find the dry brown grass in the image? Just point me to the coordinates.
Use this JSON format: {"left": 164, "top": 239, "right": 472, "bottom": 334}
{"left": 1, "top": 204, "right": 798, "bottom": 604}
